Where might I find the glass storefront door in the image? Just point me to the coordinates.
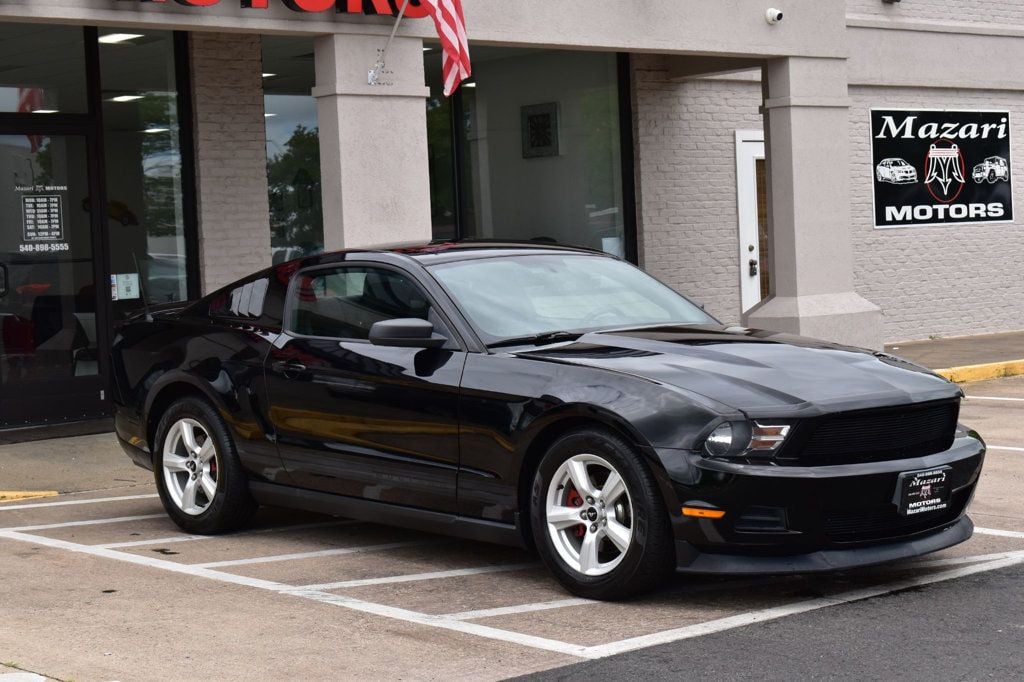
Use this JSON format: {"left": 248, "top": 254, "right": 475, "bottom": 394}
{"left": 0, "top": 131, "right": 108, "bottom": 427}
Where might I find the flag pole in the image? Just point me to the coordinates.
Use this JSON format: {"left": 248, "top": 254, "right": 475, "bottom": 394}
{"left": 368, "top": 0, "right": 412, "bottom": 86}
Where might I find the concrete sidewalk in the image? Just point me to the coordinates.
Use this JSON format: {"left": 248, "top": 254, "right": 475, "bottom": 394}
{"left": 886, "top": 330, "right": 1024, "bottom": 382}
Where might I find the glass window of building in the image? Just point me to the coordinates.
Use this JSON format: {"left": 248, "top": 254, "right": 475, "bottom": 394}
{"left": 262, "top": 36, "right": 323, "bottom": 264}
{"left": 425, "top": 48, "right": 627, "bottom": 258}
{"left": 0, "top": 24, "right": 88, "bottom": 114}
{"left": 99, "top": 29, "right": 190, "bottom": 317}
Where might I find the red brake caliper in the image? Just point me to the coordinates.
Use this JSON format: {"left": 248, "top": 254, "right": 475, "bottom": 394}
{"left": 567, "top": 486, "right": 586, "bottom": 538}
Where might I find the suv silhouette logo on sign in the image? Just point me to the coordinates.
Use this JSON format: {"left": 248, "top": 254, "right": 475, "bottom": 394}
{"left": 871, "top": 109, "right": 1013, "bottom": 228}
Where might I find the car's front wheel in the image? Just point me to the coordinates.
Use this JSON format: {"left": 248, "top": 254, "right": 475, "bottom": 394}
{"left": 530, "top": 428, "right": 674, "bottom": 600}
{"left": 154, "top": 397, "right": 257, "bottom": 534}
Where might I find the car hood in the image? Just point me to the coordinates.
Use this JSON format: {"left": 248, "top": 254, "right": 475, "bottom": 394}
{"left": 513, "top": 325, "right": 961, "bottom": 416}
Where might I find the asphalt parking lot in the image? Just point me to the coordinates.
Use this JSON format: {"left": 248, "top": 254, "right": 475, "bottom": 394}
{"left": 1, "top": 376, "right": 1022, "bottom": 681}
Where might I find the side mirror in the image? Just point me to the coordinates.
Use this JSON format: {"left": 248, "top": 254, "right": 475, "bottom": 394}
{"left": 369, "top": 318, "right": 446, "bottom": 349}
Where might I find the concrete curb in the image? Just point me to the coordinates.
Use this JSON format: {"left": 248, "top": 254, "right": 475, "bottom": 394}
{"left": 935, "top": 359, "right": 1024, "bottom": 384}
{"left": 0, "top": 491, "right": 59, "bottom": 503}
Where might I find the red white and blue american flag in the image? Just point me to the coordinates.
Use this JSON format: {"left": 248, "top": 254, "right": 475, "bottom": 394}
{"left": 419, "top": 0, "right": 471, "bottom": 96}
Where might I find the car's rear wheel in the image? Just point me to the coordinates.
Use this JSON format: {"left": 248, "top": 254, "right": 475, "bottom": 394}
{"left": 154, "top": 397, "right": 257, "bottom": 534}
{"left": 530, "top": 428, "right": 674, "bottom": 600}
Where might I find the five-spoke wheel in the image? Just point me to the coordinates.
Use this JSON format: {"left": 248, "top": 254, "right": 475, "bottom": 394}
{"left": 162, "top": 418, "right": 219, "bottom": 516}
{"left": 531, "top": 428, "right": 674, "bottom": 600}
{"left": 153, "top": 397, "right": 257, "bottom": 534}
{"left": 545, "top": 454, "right": 633, "bottom": 576}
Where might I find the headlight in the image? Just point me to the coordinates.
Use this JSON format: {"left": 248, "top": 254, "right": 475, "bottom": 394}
{"left": 702, "top": 421, "right": 791, "bottom": 458}
{"left": 704, "top": 423, "right": 735, "bottom": 457}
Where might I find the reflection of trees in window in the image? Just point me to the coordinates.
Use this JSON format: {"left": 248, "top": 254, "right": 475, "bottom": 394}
{"left": 426, "top": 96, "right": 455, "bottom": 238}
{"left": 267, "top": 125, "right": 322, "bottom": 253}
{"left": 140, "top": 93, "right": 182, "bottom": 238}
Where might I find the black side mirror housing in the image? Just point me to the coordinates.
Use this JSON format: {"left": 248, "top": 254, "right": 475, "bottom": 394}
{"left": 369, "top": 318, "right": 446, "bottom": 349}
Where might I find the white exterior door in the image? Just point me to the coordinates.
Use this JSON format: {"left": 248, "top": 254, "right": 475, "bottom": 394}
{"left": 735, "top": 130, "right": 766, "bottom": 313}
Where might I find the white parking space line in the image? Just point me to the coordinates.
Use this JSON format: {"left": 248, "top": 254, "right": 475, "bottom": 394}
{"left": 293, "top": 562, "right": 536, "bottom": 591}
{"left": 911, "top": 550, "right": 1024, "bottom": 569}
{"left": 192, "top": 540, "right": 431, "bottom": 568}
{"left": 579, "top": 554, "right": 1024, "bottom": 658}
{"left": 0, "top": 528, "right": 591, "bottom": 659}
{"left": 100, "top": 534, "right": 208, "bottom": 548}
{"left": 0, "top": 493, "right": 159, "bottom": 511}
{"left": 974, "top": 526, "right": 1024, "bottom": 539}
{"left": 988, "top": 445, "right": 1024, "bottom": 452}
{"left": 1, "top": 514, "right": 165, "bottom": 532}
{"left": 97, "top": 519, "right": 360, "bottom": 549}
{"left": 2, "top": 525, "right": 1023, "bottom": 661}
{"left": 446, "top": 597, "right": 595, "bottom": 621}
{"left": 966, "top": 396, "right": 1024, "bottom": 402}
{"left": 288, "top": 588, "right": 594, "bottom": 658}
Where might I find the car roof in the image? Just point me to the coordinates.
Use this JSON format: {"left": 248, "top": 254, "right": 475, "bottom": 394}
{"left": 286, "top": 240, "right": 610, "bottom": 269}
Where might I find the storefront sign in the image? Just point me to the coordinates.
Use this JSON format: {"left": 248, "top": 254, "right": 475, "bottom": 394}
{"left": 871, "top": 109, "right": 1013, "bottom": 228}
{"left": 14, "top": 184, "right": 71, "bottom": 253}
{"left": 121, "top": 0, "right": 430, "bottom": 18}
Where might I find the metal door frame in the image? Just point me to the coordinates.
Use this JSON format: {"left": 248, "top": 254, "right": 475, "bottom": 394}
{"left": 0, "top": 27, "right": 112, "bottom": 426}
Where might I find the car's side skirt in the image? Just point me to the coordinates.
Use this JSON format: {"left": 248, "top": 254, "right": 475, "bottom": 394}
{"left": 248, "top": 481, "right": 528, "bottom": 549}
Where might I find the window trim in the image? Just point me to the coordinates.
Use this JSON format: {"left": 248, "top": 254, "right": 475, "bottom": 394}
{"left": 281, "top": 261, "right": 467, "bottom": 350}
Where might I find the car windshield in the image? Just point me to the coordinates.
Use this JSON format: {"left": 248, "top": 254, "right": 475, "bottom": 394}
{"left": 428, "top": 253, "right": 717, "bottom": 343}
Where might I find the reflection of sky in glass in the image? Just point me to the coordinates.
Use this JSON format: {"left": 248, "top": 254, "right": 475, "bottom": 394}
{"left": 265, "top": 94, "right": 317, "bottom": 159}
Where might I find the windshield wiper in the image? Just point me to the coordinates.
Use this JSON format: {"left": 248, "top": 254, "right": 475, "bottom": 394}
{"left": 487, "top": 331, "right": 584, "bottom": 349}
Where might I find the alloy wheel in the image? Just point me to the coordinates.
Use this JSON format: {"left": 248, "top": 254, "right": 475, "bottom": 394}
{"left": 545, "top": 453, "right": 634, "bottom": 576}
{"left": 162, "top": 418, "right": 219, "bottom": 516}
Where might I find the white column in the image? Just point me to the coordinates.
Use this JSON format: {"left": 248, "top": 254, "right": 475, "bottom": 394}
{"left": 744, "top": 56, "right": 882, "bottom": 349}
{"left": 314, "top": 34, "right": 433, "bottom": 251}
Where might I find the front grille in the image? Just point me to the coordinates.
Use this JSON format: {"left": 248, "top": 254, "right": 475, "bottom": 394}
{"left": 778, "top": 399, "right": 959, "bottom": 466}
{"left": 824, "top": 489, "right": 969, "bottom": 543}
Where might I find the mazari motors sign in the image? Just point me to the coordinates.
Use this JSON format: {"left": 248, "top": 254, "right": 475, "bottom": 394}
{"left": 870, "top": 109, "right": 1013, "bottom": 228}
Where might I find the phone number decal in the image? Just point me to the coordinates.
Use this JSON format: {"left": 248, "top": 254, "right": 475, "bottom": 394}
{"left": 19, "top": 242, "right": 70, "bottom": 253}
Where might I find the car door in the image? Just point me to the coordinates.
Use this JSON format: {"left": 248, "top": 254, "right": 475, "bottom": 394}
{"left": 263, "top": 262, "right": 466, "bottom": 512}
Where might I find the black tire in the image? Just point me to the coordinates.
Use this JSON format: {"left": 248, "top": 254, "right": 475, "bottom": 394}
{"left": 529, "top": 428, "right": 675, "bottom": 600}
{"left": 152, "top": 397, "right": 258, "bottom": 534}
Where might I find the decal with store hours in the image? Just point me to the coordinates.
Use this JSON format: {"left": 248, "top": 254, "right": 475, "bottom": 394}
{"left": 871, "top": 109, "right": 1013, "bottom": 228}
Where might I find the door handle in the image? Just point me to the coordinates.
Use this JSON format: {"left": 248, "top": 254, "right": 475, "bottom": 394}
{"left": 271, "top": 360, "right": 307, "bottom": 377}
{"left": 749, "top": 259, "right": 759, "bottom": 277}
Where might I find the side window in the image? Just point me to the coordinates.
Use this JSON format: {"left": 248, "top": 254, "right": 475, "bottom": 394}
{"left": 287, "top": 266, "right": 440, "bottom": 340}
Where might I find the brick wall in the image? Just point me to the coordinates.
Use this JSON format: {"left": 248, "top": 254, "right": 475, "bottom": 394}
{"left": 849, "top": 86, "right": 1024, "bottom": 342}
{"left": 632, "top": 55, "right": 762, "bottom": 324}
{"left": 632, "top": 58, "right": 1024, "bottom": 341}
{"left": 189, "top": 33, "right": 271, "bottom": 294}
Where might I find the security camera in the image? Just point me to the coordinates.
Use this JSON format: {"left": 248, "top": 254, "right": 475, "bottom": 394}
{"left": 766, "top": 8, "right": 784, "bottom": 24}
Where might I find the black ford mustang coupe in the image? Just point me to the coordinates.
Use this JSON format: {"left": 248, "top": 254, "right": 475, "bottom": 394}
{"left": 112, "top": 243, "right": 985, "bottom": 599}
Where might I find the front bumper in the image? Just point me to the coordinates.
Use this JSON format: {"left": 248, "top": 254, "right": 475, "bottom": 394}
{"left": 659, "top": 435, "right": 985, "bottom": 574}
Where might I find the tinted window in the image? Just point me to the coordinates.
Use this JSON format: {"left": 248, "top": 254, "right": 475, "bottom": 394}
{"left": 287, "top": 267, "right": 432, "bottom": 340}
